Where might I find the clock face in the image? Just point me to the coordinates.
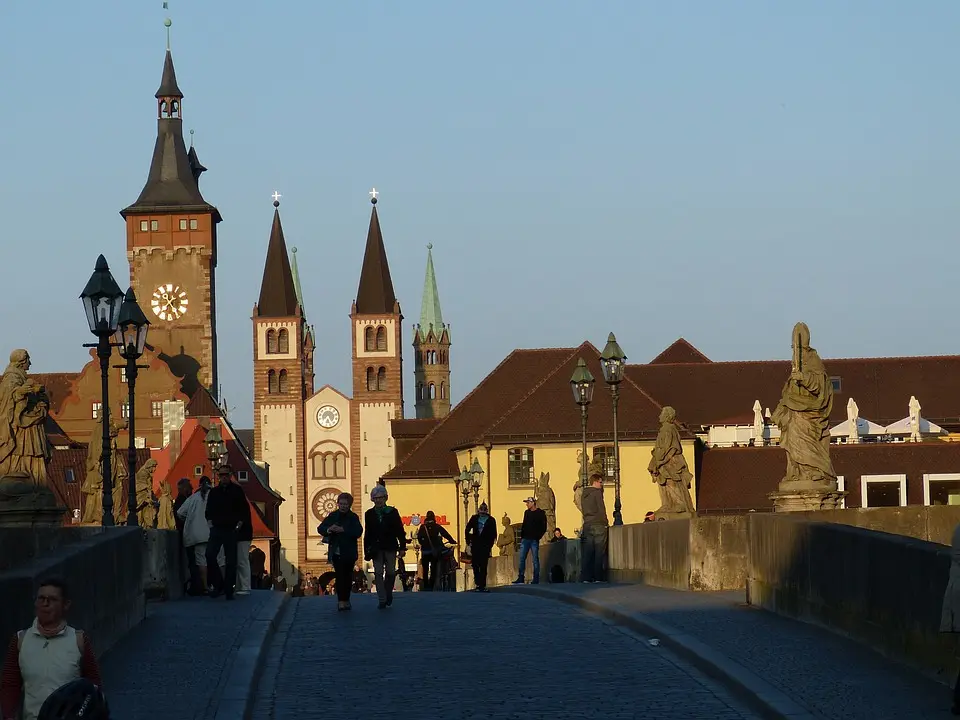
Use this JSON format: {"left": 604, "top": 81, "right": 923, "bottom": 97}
{"left": 316, "top": 405, "right": 340, "bottom": 429}
{"left": 151, "top": 283, "right": 189, "bottom": 321}
{"left": 312, "top": 489, "right": 340, "bottom": 522}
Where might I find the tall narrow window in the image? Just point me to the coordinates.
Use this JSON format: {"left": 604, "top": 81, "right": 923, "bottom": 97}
{"left": 366, "top": 367, "right": 375, "bottom": 391}
{"left": 268, "top": 370, "right": 278, "bottom": 394}
{"left": 440, "top": 382, "right": 446, "bottom": 399}
{"left": 376, "top": 326, "right": 387, "bottom": 351}
{"left": 429, "top": 383, "right": 436, "bottom": 399}
{"left": 266, "top": 329, "right": 278, "bottom": 354}
{"left": 334, "top": 453, "right": 347, "bottom": 478}
{"left": 417, "top": 383, "right": 423, "bottom": 401}
{"left": 365, "top": 326, "right": 375, "bottom": 351}
{"left": 278, "top": 328, "right": 289, "bottom": 354}
{"left": 508, "top": 447, "right": 535, "bottom": 485}
{"left": 377, "top": 367, "right": 386, "bottom": 391}
{"left": 278, "top": 369, "right": 288, "bottom": 393}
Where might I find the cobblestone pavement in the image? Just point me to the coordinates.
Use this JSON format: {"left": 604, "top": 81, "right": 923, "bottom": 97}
{"left": 100, "top": 591, "right": 275, "bottom": 720}
{"left": 517, "top": 584, "right": 955, "bottom": 720}
{"left": 251, "top": 592, "right": 760, "bottom": 720}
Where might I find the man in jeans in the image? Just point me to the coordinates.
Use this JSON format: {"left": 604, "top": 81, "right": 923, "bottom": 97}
{"left": 513, "top": 497, "right": 547, "bottom": 585}
{"left": 580, "top": 465, "right": 609, "bottom": 583}
{"left": 205, "top": 465, "right": 249, "bottom": 600}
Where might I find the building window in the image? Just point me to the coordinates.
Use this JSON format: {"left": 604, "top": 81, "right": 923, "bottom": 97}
{"left": 268, "top": 370, "right": 278, "bottom": 394}
{"left": 151, "top": 401, "right": 163, "bottom": 418}
{"left": 363, "top": 432, "right": 367, "bottom": 441}
{"left": 278, "top": 328, "right": 289, "bottom": 354}
{"left": 923, "top": 473, "right": 960, "bottom": 506}
{"left": 831, "top": 377, "right": 842, "bottom": 393}
{"left": 64, "top": 469, "right": 75, "bottom": 484}
{"left": 238, "top": 471, "right": 248, "bottom": 482}
{"left": 266, "top": 329, "right": 278, "bottom": 354}
{"left": 441, "top": 382, "right": 446, "bottom": 400}
{"left": 288, "top": 433, "right": 292, "bottom": 443}
{"left": 194, "top": 465, "right": 203, "bottom": 476}
{"left": 377, "top": 367, "right": 386, "bottom": 391}
{"left": 121, "top": 403, "right": 130, "bottom": 419}
{"left": 150, "top": 220, "right": 159, "bottom": 231}
{"left": 364, "top": 457, "right": 368, "bottom": 467}
{"left": 190, "top": 219, "right": 198, "bottom": 230}
{"left": 592, "top": 445, "right": 616, "bottom": 481}
{"left": 429, "top": 383, "right": 436, "bottom": 399}
{"left": 289, "top": 458, "right": 293, "bottom": 468}
{"left": 860, "top": 474, "right": 906, "bottom": 508}
{"left": 179, "top": 219, "right": 187, "bottom": 230}
{"left": 376, "top": 326, "right": 387, "bottom": 351}
{"left": 366, "top": 367, "right": 375, "bottom": 392}
{"left": 140, "top": 220, "right": 149, "bottom": 231}
{"left": 508, "top": 447, "right": 535, "bottom": 486}
{"left": 92, "top": 402, "right": 102, "bottom": 420}
{"left": 278, "top": 369, "right": 288, "bottom": 393}
{"left": 837, "top": 476, "right": 846, "bottom": 509}
{"left": 311, "top": 451, "right": 348, "bottom": 479}
{"left": 417, "top": 383, "right": 424, "bottom": 400}
{"left": 365, "top": 326, "right": 375, "bottom": 352}
{"left": 119, "top": 367, "right": 127, "bottom": 383}
{"left": 289, "top": 514, "right": 294, "bottom": 524}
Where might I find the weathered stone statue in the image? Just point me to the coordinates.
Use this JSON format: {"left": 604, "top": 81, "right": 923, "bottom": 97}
{"left": 80, "top": 415, "right": 104, "bottom": 524}
{"left": 535, "top": 472, "right": 556, "bottom": 535}
{"left": 648, "top": 407, "right": 695, "bottom": 516}
{"left": 110, "top": 421, "right": 129, "bottom": 524}
{"left": 496, "top": 514, "right": 516, "bottom": 556}
{"left": 156, "top": 480, "right": 175, "bottom": 530}
{"left": 573, "top": 450, "right": 591, "bottom": 512}
{"left": 769, "top": 322, "right": 843, "bottom": 511}
{"left": 0, "top": 350, "right": 53, "bottom": 484}
{"left": 135, "top": 458, "right": 158, "bottom": 527}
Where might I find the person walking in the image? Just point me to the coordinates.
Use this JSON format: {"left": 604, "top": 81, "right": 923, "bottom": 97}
{"left": 364, "top": 485, "right": 406, "bottom": 609}
{"left": 176, "top": 476, "right": 216, "bottom": 594}
{"left": 318, "top": 492, "right": 363, "bottom": 611}
{"left": 464, "top": 502, "right": 497, "bottom": 592}
{"left": 205, "top": 466, "right": 248, "bottom": 600}
{"left": 0, "top": 579, "right": 102, "bottom": 720}
{"left": 234, "top": 487, "right": 254, "bottom": 597}
{"left": 417, "top": 510, "right": 456, "bottom": 591}
{"left": 580, "top": 466, "right": 610, "bottom": 583}
{"left": 513, "top": 497, "right": 547, "bottom": 585}
{"left": 172, "top": 478, "right": 198, "bottom": 594}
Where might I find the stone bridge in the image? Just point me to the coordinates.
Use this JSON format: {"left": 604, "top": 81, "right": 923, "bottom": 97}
{"left": 2, "top": 507, "right": 959, "bottom": 719}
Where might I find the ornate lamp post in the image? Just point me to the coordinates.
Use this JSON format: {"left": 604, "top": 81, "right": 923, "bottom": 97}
{"left": 205, "top": 425, "right": 227, "bottom": 472}
{"left": 80, "top": 255, "right": 125, "bottom": 527}
{"left": 469, "top": 457, "right": 484, "bottom": 514}
{"left": 600, "top": 332, "right": 627, "bottom": 526}
{"left": 570, "top": 358, "right": 595, "bottom": 489}
{"left": 116, "top": 288, "right": 150, "bottom": 527}
{"left": 459, "top": 466, "right": 472, "bottom": 524}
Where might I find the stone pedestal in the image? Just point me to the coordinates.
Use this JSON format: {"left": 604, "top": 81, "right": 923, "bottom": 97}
{"left": 655, "top": 510, "right": 694, "bottom": 521}
{"left": 0, "top": 505, "right": 68, "bottom": 527}
{"left": 769, "top": 479, "right": 846, "bottom": 512}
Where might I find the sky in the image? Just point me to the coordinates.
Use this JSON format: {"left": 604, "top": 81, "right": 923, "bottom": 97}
{"left": 1, "top": 1, "right": 957, "bottom": 428}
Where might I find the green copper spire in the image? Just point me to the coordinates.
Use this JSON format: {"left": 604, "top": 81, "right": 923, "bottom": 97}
{"left": 418, "top": 244, "right": 445, "bottom": 341}
{"left": 290, "top": 245, "right": 305, "bottom": 316}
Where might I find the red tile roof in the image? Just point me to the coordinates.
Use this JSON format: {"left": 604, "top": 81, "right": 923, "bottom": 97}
{"left": 649, "top": 338, "right": 711, "bottom": 365}
{"left": 185, "top": 387, "right": 223, "bottom": 418}
{"left": 391, "top": 418, "right": 439, "bottom": 438}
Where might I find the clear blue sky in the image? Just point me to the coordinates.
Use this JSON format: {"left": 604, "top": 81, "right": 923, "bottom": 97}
{"left": 2, "top": 1, "right": 957, "bottom": 428}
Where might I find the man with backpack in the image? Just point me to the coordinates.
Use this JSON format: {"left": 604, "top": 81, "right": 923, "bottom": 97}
{"left": 0, "top": 578, "right": 102, "bottom": 720}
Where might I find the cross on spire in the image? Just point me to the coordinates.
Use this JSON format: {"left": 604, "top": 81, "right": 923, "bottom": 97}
{"left": 272, "top": 190, "right": 282, "bottom": 207}
{"left": 369, "top": 187, "right": 379, "bottom": 204}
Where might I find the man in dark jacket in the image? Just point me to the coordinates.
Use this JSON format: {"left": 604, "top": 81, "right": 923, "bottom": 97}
{"left": 205, "top": 465, "right": 249, "bottom": 600}
{"left": 513, "top": 497, "right": 547, "bottom": 585}
{"left": 465, "top": 502, "right": 497, "bottom": 592}
{"left": 580, "top": 465, "right": 610, "bottom": 583}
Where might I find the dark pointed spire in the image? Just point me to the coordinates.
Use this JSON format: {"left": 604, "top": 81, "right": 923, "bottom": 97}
{"left": 355, "top": 188, "right": 397, "bottom": 315}
{"left": 256, "top": 195, "right": 299, "bottom": 318}
{"left": 187, "top": 144, "right": 206, "bottom": 183}
{"left": 156, "top": 49, "right": 183, "bottom": 99}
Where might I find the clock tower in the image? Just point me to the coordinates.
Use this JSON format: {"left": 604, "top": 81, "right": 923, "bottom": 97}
{"left": 121, "top": 45, "right": 222, "bottom": 398}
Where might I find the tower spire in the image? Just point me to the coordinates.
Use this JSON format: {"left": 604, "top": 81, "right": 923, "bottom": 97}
{"left": 354, "top": 188, "right": 398, "bottom": 315}
{"left": 290, "top": 246, "right": 305, "bottom": 315}
{"left": 418, "top": 243, "right": 445, "bottom": 341}
{"left": 256, "top": 194, "right": 299, "bottom": 317}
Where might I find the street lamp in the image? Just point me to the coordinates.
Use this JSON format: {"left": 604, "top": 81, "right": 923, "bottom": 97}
{"left": 600, "top": 332, "right": 626, "bottom": 526}
{"left": 80, "top": 255, "right": 125, "bottom": 527}
{"left": 116, "top": 288, "right": 150, "bottom": 527}
{"left": 570, "top": 358, "right": 595, "bottom": 489}
{"left": 469, "top": 457, "right": 484, "bottom": 514}
{"left": 205, "top": 424, "right": 227, "bottom": 472}
{"left": 459, "top": 466, "right": 472, "bottom": 521}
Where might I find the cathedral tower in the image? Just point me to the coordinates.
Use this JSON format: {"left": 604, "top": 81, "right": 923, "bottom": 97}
{"left": 252, "top": 197, "right": 308, "bottom": 580}
{"left": 350, "top": 190, "right": 403, "bottom": 507}
{"left": 121, "top": 42, "right": 222, "bottom": 398}
{"left": 413, "top": 244, "right": 451, "bottom": 419}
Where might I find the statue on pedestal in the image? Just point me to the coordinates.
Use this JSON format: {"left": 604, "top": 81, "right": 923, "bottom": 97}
{"left": 109, "top": 420, "right": 129, "bottom": 524}
{"left": 648, "top": 407, "right": 695, "bottom": 515}
{"left": 496, "top": 514, "right": 515, "bottom": 556}
{"left": 573, "top": 450, "right": 590, "bottom": 512}
{"left": 80, "top": 415, "right": 104, "bottom": 524}
{"left": 535, "top": 472, "right": 556, "bottom": 536}
{"left": 135, "top": 458, "right": 158, "bottom": 528}
{"left": 156, "top": 480, "right": 175, "bottom": 530}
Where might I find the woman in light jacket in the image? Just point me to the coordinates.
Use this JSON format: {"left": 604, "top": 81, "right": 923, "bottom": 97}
{"left": 176, "top": 477, "right": 222, "bottom": 594}
{"left": 940, "top": 521, "right": 960, "bottom": 714}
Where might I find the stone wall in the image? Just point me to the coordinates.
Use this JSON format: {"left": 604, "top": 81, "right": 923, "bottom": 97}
{"left": 486, "top": 540, "right": 580, "bottom": 588}
{"left": 142, "top": 529, "right": 183, "bottom": 601}
{"left": 745, "top": 513, "right": 958, "bottom": 679}
{"left": 0, "top": 527, "right": 146, "bottom": 655}
{"left": 801, "top": 505, "right": 960, "bottom": 546}
{"left": 0, "top": 526, "right": 103, "bottom": 574}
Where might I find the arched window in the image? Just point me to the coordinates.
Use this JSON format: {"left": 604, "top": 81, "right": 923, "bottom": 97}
{"left": 311, "top": 454, "right": 324, "bottom": 479}
{"left": 267, "top": 370, "right": 278, "bottom": 394}
{"left": 323, "top": 454, "right": 335, "bottom": 478}
{"left": 376, "top": 326, "right": 387, "bottom": 351}
{"left": 429, "top": 383, "right": 436, "bottom": 399}
{"left": 377, "top": 367, "right": 386, "bottom": 391}
{"left": 417, "top": 383, "right": 423, "bottom": 401}
{"left": 366, "top": 367, "right": 375, "bottom": 391}
{"left": 365, "top": 326, "right": 375, "bottom": 351}
{"left": 334, "top": 452, "right": 347, "bottom": 478}
{"left": 440, "top": 382, "right": 446, "bottom": 399}
{"left": 266, "top": 329, "right": 278, "bottom": 354}
{"left": 278, "top": 328, "right": 289, "bottom": 354}
{"left": 278, "top": 369, "right": 288, "bottom": 393}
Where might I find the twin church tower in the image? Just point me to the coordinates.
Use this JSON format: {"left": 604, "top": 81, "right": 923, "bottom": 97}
{"left": 125, "top": 37, "right": 452, "bottom": 579}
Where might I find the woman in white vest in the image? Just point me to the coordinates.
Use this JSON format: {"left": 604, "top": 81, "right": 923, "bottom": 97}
{"left": 175, "top": 476, "right": 224, "bottom": 594}
{"left": 0, "top": 578, "right": 102, "bottom": 720}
